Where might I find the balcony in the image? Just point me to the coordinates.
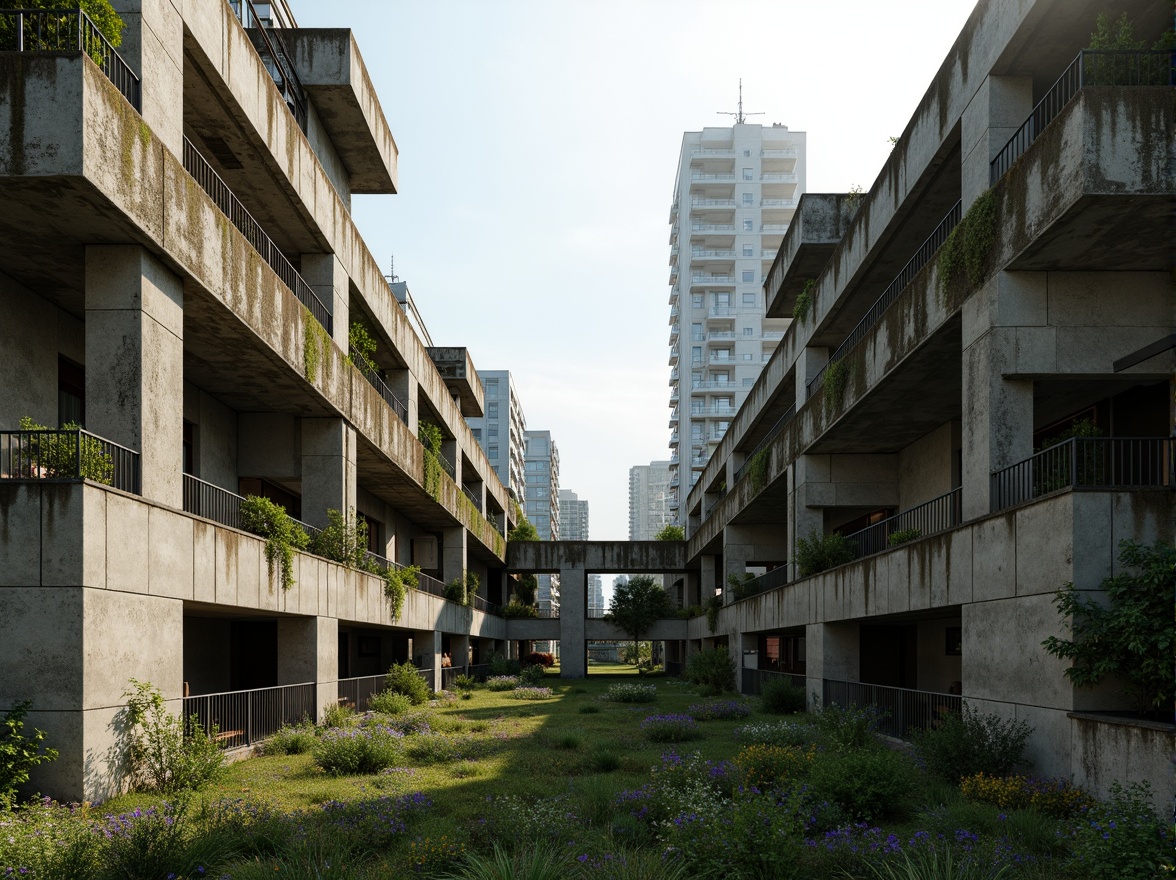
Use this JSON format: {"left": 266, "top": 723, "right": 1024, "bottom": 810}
{"left": 690, "top": 198, "right": 737, "bottom": 209}
{"left": 844, "top": 488, "right": 962, "bottom": 558}
{"left": 761, "top": 199, "right": 798, "bottom": 209}
{"left": 761, "top": 148, "right": 798, "bottom": 159}
{"left": 761, "top": 224, "right": 790, "bottom": 233}
{"left": 691, "top": 223, "right": 736, "bottom": 233}
{"left": 351, "top": 348, "right": 408, "bottom": 423}
{"left": 708, "top": 353, "right": 735, "bottom": 365}
{"left": 761, "top": 173, "right": 798, "bottom": 183}
{"left": 691, "top": 406, "right": 737, "bottom": 418}
{"left": 0, "top": 427, "right": 140, "bottom": 494}
{"left": 690, "top": 173, "right": 736, "bottom": 182}
{"left": 691, "top": 249, "right": 737, "bottom": 259}
{"left": 691, "top": 380, "right": 736, "bottom": 391}
{"left": 691, "top": 275, "right": 735, "bottom": 286}
{"left": 707, "top": 307, "right": 737, "bottom": 320}
{"left": 691, "top": 149, "right": 736, "bottom": 158}
{"left": 704, "top": 331, "right": 737, "bottom": 345}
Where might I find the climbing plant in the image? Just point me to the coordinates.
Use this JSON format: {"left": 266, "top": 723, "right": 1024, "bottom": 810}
{"left": 747, "top": 447, "right": 770, "bottom": 494}
{"left": 823, "top": 359, "right": 851, "bottom": 418}
{"left": 302, "top": 308, "right": 331, "bottom": 383}
{"left": 794, "top": 279, "right": 816, "bottom": 323}
{"left": 240, "top": 495, "right": 309, "bottom": 591}
{"left": 348, "top": 320, "right": 378, "bottom": 367}
{"left": 418, "top": 421, "right": 444, "bottom": 499}
{"left": 937, "top": 189, "right": 997, "bottom": 305}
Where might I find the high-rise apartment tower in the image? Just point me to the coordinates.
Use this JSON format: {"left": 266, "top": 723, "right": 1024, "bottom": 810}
{"left": 628, "top": 460, "right": 673, "bottom": 540}
{"left": 559, "top": 489, "right": 589, "bottom": 540}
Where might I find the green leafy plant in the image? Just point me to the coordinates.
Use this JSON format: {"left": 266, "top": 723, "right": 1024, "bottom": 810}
{"left": 369, "top": 690, "right": 414, "bottom": 715}
{"left": 684, "top": 646, "right": 736, "bottom": 693}
{"left": 795, "top": 529, "right": 857, "bottom": 577}
{"left": 348, "top": 319, "right": 378, "bottom": 366}
{"left": 1033, "top": 417, "right": 1105, "bottom": 492}
{"left": 746, "top": 447, "right": 771, "bottom": 494}
{"left": 384, "top": 661, "right": 431, "bottom": 706}
{"left": 704, "top": 593, "right": 723, "bottom": 634}
{"left": 815, "top": 702, "right": 887, "bottom": 750}
{"left": 301, "top": 307, "right": 330, "bottom": 383}
{"left": 419, "top": 421, "right": 445, "bottom": 499}
{"left": 239, "top": 495, "right": 309, "bottom": 591}
{"left": 312, "top": 723, "right": 404, "bottom": 775}
{"left": 760, "top": 677, "right": 806, "bottom": 714}
{"left": 122, "top": 679, "right": 226, "bottom": 792}
{"left": 809, "top": 747, "right": 917, "bottom": 822}
{"left": 500, "top": 599, "right": 538, "bottom": 619}
{"left": 444, "top": 572, "right": 475, "bottom": 606}
{"left": 0, "top": 701, "right": 58, "bottom": 807}
{"left": 0, "top": 0, "right": 124, "bottom": 54}
{"left": 378, "top": 563, "right": 418, "bottom": 621}
{"left": 311, "top": 507, "right": 368, "bottom": 568}
{"left": 321, "top": 701, "right": 354, "bottom": 729}
{"left": 1042, "top": 539, "right": 1174, "bottom": 719}
{"left": 937, "top": 189, "right": 997, "bottom": 304}
{"left": 1065, "top": 781, "right": 1167, "bottom": 880}
{"left": 605, "top": 574, "right": 674, "bottom": 666}
{"left": 823, "top": 358, "right": 851, "bottom": 417}
{"left": 726, "top": 571, "right": 756, "bottom": 601}
{"left": 888, "top": 527, "right": 921, "bottom": 546}
{"left": 911, "top": 705, "right": 1032, "bottom": 783}
{"left": 262, "top": 722, "right": 318, "bottom": 756}
{"left": 654, "top": 523, "right": 684, "bottom": 541}
{"left": 844, "top": 183, "right": 865, "bottom": 216}
{"left": 794, "top": 278, "right": 816, "bottom": 323}
{"left": 18, "top": 417, "right": 113, "bottom": 484}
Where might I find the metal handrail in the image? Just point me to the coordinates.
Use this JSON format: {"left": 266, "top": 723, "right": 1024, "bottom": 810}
{"left": 843, "top": 487, "right": 962, "bottom": 558}
{"left": 337, "top": 674, "right": 386, "bottom": 712}
{"left": 0, "top": 9, "right": 141, "bottom": 110}
{"left": 182, "top": 474, "right": 242, "bottom": 529}
{"left": 231, "top": 0, "right": 307, "bottom": 131}
{"left": 184, "top": 681, "right": 316, "bottom": 749}
{"left": 990, "top": 437, "right": 1174, "bottom": 513}
{"left": 823, "top": 678, "right": 961, "bottom": 740}
{"left": 732, "top": 403, "right": 797, "bottom": 484}
{"left": 350, "top": 347, "right": 407, "bottom": 423}
{"left": 461, "top": 484, "right": 482, "bottom": 512}
{"left": 0, "top": 427, "right": 140, "bottom": 494}
{"left": 807, "top": 200, "right": 962, "bottom": 398}
{"left": 990, "top": 50, "right": 1175, "bottom": 184}
{"left": 182, "top": 137, "right": 332, "bottom": 335}
{"left": 742, "top": 668, "right": 806, "bottom": 695}
{"left": 733, "top": 565, "right": 790, "bottom": 600}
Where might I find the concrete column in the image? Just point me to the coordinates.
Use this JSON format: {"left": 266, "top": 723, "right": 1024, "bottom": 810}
{"left": 557, "top": 565, "right": 587, "bottom": 678}
{"left": 449, "top": 634, "right": 470, "bottom": 670}
{"left": 441, "top": 438, "right": 460, "bottom": 486}
{"left": 112, "top": 0, "right": 183, "bottom": 155}
{"left": 299, "top": 418, "right": 357, "bottom": 528}
{"left": 388, "top": 370, "right": 418, "bottom": 433}
{"left": 85, "top": 245, "right": 183, "bottom": 508}
{"left": 961, "top": 75, "right": 1033, "bottom": 210}
{"left": 736, "top": 630, "right": 759, "bottom": 694}
{"left": 413, "top": 630, "right": 441, "bottom": 693}
{"left": 441, "top": 526, "right": 466, "bottom": 586}
{"left": 699, "top": 554, "right": 718, "bottom": 601}
{"left": 805, "top": 621, "right": 860, "bottom": 711}
{"left": 796, "top": 346, "right": 829, "bottom": 402}
{"left": 684, "top": 570, "right": 701, "bottom": 607}
{"left": 301, "top": 253, "right": 350, "bottom": 351}
{"left": 277, "top": 616, "right": 337, "bottom": 722}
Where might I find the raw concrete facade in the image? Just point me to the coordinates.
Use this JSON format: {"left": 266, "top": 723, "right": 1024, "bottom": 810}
{"left": 677, "top": 0, "right": 1174, "bottom": 806}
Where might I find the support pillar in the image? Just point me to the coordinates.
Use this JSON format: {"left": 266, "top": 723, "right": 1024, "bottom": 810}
{"left": 449, "top": 633, "right": 471, "bottom": 671}
{"left": 300, "top": 418, "right": 357, "bottom": 528}
{"left": 413, "top": 630, "right": 441, "bottom": 693}
{"left": 441, "top": 526, "right": 467, "bottom": 586}
{"left": 796, "top": 346, "right": 829, "bottom": 402}
{"left": 85, "top": 245, "right": 184, "bottom": 508}
{"left": 557, "top": 565, "right": 587, "bottom": 678}
{"left": 301, "top": 253, "right": 350, "bottom": 351}
{"left": 805, "top": 622, "right": 860, "bottom": 712}
{"left": 113, "top": 0, "right": 184, "bottom": 155}
{"left": 961, "top": 75, "right": 1033, "bottom": 210}
{"left": 277, "top": 616, "right": 337, "bottom": 722}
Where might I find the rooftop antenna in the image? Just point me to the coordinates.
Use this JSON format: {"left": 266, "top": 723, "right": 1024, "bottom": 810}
{"left": 717, "top": 79, "right": 763, "bottom": 125}
{"left": 387, "top": 254, "right": 399, "bottom": 283}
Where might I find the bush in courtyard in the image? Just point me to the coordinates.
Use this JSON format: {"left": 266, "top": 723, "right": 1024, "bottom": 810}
{"left": 369, "top": 690, "right": 414, "bottom": 715}
{"left": 684, "top": 646, "right": 736, "bottom": 693}
{"left": 500, "top": 600, "right": 538, "bottom": 619}
{"left": 734, "top": 720, "right": 813, "bottom": 747}
{"left": 794, "top": 529, "right": 857, "bottom": 577}
{"left": 640, "top": 714, "right": 701, "bottom": 743}
{"left": 604, "top": 683, "right": 657, "bottom": 703}
{"left": 1065, "top": 781, "right": 1169, "bottom": 880}
{"left": 508, "top": 687, "right": 554, "bottom": 701}
{"left": 452, "top": 674, "right": 478, "bottom": 691}
{"left": 732, "top": 742, "right": 815, "bottom": 790}
{"left": 487, "top": 651, "right": 521, "bottom": 677}
{"left": 313, "top": 724, "right": 404, "bottom": 775}
{"left": 815, "top": 702, "right": 886, "bottom": 751}
{"left": 760, "top": 677, "right": 807, "bottom": 714}
{"left": 486, "top": 675, "right": 520, "bottom": 692}
{"left": 123, "top": 679, "right": 225, "bottom": 793}
{"left": 0, "top": 701, "right": 58, "bottom": 807}
{"left": 911, "top": 705, "right": 1032, "bottom": 782}
{"left": 523, "top": 651, "right": 555, "bottom": 668}
{"left": 960, "top": 772, "right": 1095, "bottom": 818}
{"left": 384, "top": 661, "right": 431, "bottom": 706}
{"left": 688, "top": 699, "right": 752, "bottom": 721}
{"left": 808, "top": 746, "right": 918, "bottom": 823}
{"left": 263, "top": 722, "right": 318, "bottom": 756}
{"left": 519, "top": 664, "right": 546, "bottom": 686}
{"left": 322, "top": 701, "right": 354, "bottom": 729}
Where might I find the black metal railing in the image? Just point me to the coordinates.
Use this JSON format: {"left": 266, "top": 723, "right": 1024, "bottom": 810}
{"left": 230, "top": 0, "right": 307, "bottom": 131}
{"left": 182, "top": 474, "right": 243, "bottom": 530}
{"left": 337, "top": 674, "right": 386, "bottom": 712}
{"left": 467, "top": 663, "right": 490, "bottom": 681}
{"left": 462, "top": 485, "right": 483, "bottom": 512}
{"left": 350, "top": 348, "right": 407, "bottom": 423}
{"left": 823, "top": 678, "right": 961, "bottom": 740}
{"left": 990, "top": 437, "right": 1174, "bottom": 513}
{"left": 845, "top": 487, "right": 962, "bottom": 558}
{"left": 182, "top": 137, "right": 332, "bottom": 335}
{"left": 733, "top": 403, "right": 797, "bottom": 484}
{"left": 440, "top": 665, "right": 465, "bottom": 690}
{"left": 991, "top": 50, "right": 1175, "bottom": 184}
{"left": 416, "top": 667, "right": 433, "bottom": 688}
{"left": 0, "top": 427, "right": 139, "bottom": 494}
{"left": 185, "top": 681, "right": 316, "bottom": 749}
{"left": 0, "top": 8, "right": 141, "bottom": 109}
{"left": 808, "top": 200, "right": 962, "bottom": 398}
{"left": 470, "top": 594, "right": 499, "bottom": 615}
{"left": 735, "top": 565, "right": 791, "bottom": 600}
{"left": 742, "top": 668, "right": 806, "bottom": 696}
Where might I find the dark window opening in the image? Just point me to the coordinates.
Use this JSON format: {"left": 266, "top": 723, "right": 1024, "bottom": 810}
{"left": 57, "top": 356, "right": 85, "bottom": 426}
{"left": 238, "top": 477, "right": 302, "bottom": 519}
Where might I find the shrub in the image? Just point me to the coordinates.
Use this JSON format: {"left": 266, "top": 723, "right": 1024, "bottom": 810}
{"left": 578, "top": 705, "right": 600, "bottom": 715}
{"left": 370, "top": 690, "right": 414, "bottom": 715}
{"left": 704, "top": 594, "right": 723, "bottom": 634}
{"left": 519, "top": 664, "right": 546, "bottom": 686}
{"left": 486, "top": 675, "right": 520, "bottom": 692}
{"left": 760, "top": 677, "right": 807, "bottom": 714}
{"left": 795, "top": 529, "right": 857, "bottom": 577}
{"left": 808, "top": 747, "right": 917, "bottom": 822}
{"left": 0, "top": 701, "right": 58, "bottom": 807}
{"left": 688, "top": 699, "right": 752, "bottom": 721}
{"left": 313, "top": 724, "right": 404, "bottom": 775}
{"left": 508, "top": 687, "right": 554, "bottom": 700}
{"left": 322, "top": 701, "right": 354, "bottom": 729}
{"left": 500, "top": 600, "right": 538, "bottom": 619}
{"left": 732, "top": 743, "right": 815, "bottom": 790}
{"left": 17, "top": 417, "right": 114, "bottom": 484}
{"left": 911, "top": 706, "right": 1032, "bottom": 782}
{"left": 605, "top": 683, "right": 657, "bottom": 703}
{"left": 1066, "top": 781, "right": 1169, "bottom": 880}
{"left": 734, "top": 720, "right": 813, "bottom": 747}
{"left": 960, "top": 772, "right": 1095, "bottom": 818}
{"left": 310, "top": 507, "right": 368, "bottom": 567}
{"left": 98, "top": 800, "right": 232, "bottom": 880}
{"left": 239, "top": 495, "right": 309, "bottom": 591}
{"left": 263, "top": 722, "right": 317, "bottom": 756}
{"left": 384, "top": 661, "right": 431, "bottom": 706}
{"left": 123, "top": 680, "right": 225, "bottom": 792}
{"left": 453, "top": 674, "right": 478, "bottom": 691}
{"left": 524, "top": 651, "right": 555, "bottom": 668}
{"left": 888, "top": 527, "right": 921, "bottom": 546}
{"left": 684, "top": 647, "right": 736, "bottom": 692}
{"left": 640, "top": 714, "right": 701, "bottom": 743}
{"left": 815, "top": 702, "right": 886, "bottom": 750}
{"left": 487, "top": 652, "right": 521, "bottom": 677}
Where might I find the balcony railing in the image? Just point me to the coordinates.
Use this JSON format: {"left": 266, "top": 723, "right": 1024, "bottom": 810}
{"left": 350, "top": 348, "right": 408, "bottom": 423}
{"left": 761, "top": 198, "right": 797, "bottom": 208}
{"left": 690, "top": 172, "right": 735, "bottom": 182}
{"left": 230, "top": 0, "right": 308, "bottom": 131}
{"left": 337, "top": 674, "right": 387, "bottom": 712}
{"left": 990, "top": 50, "right": 1175, "bottom": 185}
{"left": 185, "top": 681, "right": 316, "bottom": 750}
{"left": 990, "top": 437, "right": 1174, "bottom": 513}
{"left": 735, "top": 566, "right": 791, "bottom": 601}
{"left": 844, "top": 488, "right": 962, "bottom": 558}
{"left": 182, "top": 137, "right": 332, "bottom": 335}
{"left": 760, "top": 224, "right": 790, "bottom": 233}
{"left": 462, "top": 484, "right": 482, "bottom": 512}
{"left": 0, "top": 8, "right": 141, "bottom": 110}
{"left": 732, "top": 403, "right": 796, "bottom": 483}
{"left": 690, "top": 198, "right": 737, "bottom": 208}
{"left": 691, "top": 223, "right": 736, "bottom": 233}
{"left": 692, "top": 275, "right": 735, "bottom": 284}
{"left": 742, "top": 668, "right": 806, "bottom": 696}
{"left": 0, "top": 427, "right": 140, "bottom": 494}
{"left": 823, "top": 678, "right": 961, "bottom": 740}
{"left": 807, "top": 200, "right": 962, "bottom": 398}
{"left": 691, "top": 249, "right": 736, "bottom": 259}
{"left": 183, "top": 474, "right": 322, "bottom": 542}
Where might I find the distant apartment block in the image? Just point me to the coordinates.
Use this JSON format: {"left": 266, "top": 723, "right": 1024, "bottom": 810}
{"left": 467, "top": 370, "right": 527, "bottom": 502}
{"left": 629, "top": 460, "right": 674, "bottom": 540}
{"left": 559, "top": 489, "right": 589, "bottom": 540}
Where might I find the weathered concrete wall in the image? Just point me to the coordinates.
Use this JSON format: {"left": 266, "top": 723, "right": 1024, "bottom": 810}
{"left": 0, "top": 272, "right": 81, "bottom": 426}
{"left": 1069, "top": 713, "right": 1175, "bottom": 811}
{"left": 897, "top": 422, "right": 957, "bottom": 511}
{"left": 507, "top": 541, "right": 687, "bottom": 574}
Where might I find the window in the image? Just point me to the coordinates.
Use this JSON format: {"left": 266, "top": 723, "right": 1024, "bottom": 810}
{"left": 742, "top": 219, "right": 754, "bottom": 231}
{"left": 182, "top": 420, "right": 196, "bottom": 476}
{"left": 742, "top": 269, "right": 755, "bottom": 282}
{"left": 743, "top": 327, "right": 754, "bottom": 336}
{"left": 488, "top": 445, "right": 499, "bottom": 458}
{"left": 743, "top": 149, "right": 751, "bottom": 157}
{"left": 485, "top": 379, "right": 499, "bottom": 398}
{"left": 57, "top": 356, "right": 84, "bottom": 426}
{"left": 743, "top": 353, "right": 754, "bottom": 360}
{"left": 713, "top": 292, "right": 730, "bottom": 307}
{"left": 691, "top": 424, "right": 703, "bottom": 439}
{"left": 471, "top": 428, "right": 482, "bottom": 441}
{"left": 742, "top": 244, "right": 754, "bottom": 256}
{"left": 741, "top": 192, "right": 754, "bottom": 206}
{"left": 691, "top": 293, "right": 703, "bottom": 308}
{"left": 743, "top": 377, "right": 754, "bottom": 387}
{"left": 717, "top": 397, "right": 732, "bottom": 411}
{"left": 531, "top": 486, "right": 548, "bottom": 499}
{"left": 715, "top": 349, "right": 732, "bottom": 361}
{"left": 691, "top": 322, "right": 703, "bottom": 340}
{"left": 742, "top": 167, "right": 753, "bottom": 180}
{"left": 488, "top": 402, "right": 498, "bottom": 418}
{"left": 488, "top": 425, "right": 499, "bottom": 437}
{"left": 691, "top": 346, "right": 702, "bottom": 364}
{"left": 743, "top": 292, "right": 756, "bottom": 304}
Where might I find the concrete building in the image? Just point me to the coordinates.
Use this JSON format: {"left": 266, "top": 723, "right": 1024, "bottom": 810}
{"left": 667, "top": 120, "right": 806, "bottom": 513}
{"left": 629, "top": 460, "right": 674, "bottom": 539}
{"left": 587, "top": 574, "right": 605, "bottom": 617}
{"left": 524, "top": 429, "right": 560, "bottom": 614}
{"left": 466, "top": 370, "right": 527, "bottom": 503}
{"left": 0, "top": 0, "right": 516, "bottom": 801}
{"left": 559, "top": 489, "right": 589, "bottom": 541}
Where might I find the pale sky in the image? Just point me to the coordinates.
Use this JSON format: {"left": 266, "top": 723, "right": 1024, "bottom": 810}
{"left": 297, "top": 1, "right": 979, "bottom": 540}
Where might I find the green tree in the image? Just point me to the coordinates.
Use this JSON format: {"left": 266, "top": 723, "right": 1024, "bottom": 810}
{"left": 655, "top": 524, "right": 684, "bottom": 541}
{"left": 605, "top": 575, "right": 674, "bottom": 668}
{"left": 0, "top": 0, "right": 124, "bottom": 50}
{"left": 1042, "top": 540, "right": 1174, "bottom": 720}
{"left": 508, "top": 511, "right": 540, "bottom": 543}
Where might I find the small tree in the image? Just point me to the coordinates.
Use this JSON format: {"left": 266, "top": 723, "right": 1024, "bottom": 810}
{"left": 655, "top": 524, "right": 684, "bottom": 541}
{"left": 1, "top": 701, "right": 58, "bottom": 807}
{"left": 605, "top": 575, "right": 674, "bottom": 668}
{"left": 1042, "top": 540, "right": 1174, "bottom": 720}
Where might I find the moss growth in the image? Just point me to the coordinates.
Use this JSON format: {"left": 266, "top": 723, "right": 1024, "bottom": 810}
{"left": 747, "top": 448, "right": 770, "bottom": 494}
{"left": 137, "top": 120, "right": 151, "bottom": 151}
{"left": 704, "top": 594, "right": 723, "bottom": 635}
{"left": 794, "top": 279, "right": 816, "bottom": 323}
{"left": 823, "top": 359, "right": 851, "bottom": 418}
{"left": 937, "top": 189, "right": 998, "bottom": 306}
{"left": 418, "top": 421, "right": 444, "bottom": 500}
{"left": 301, "top": 308, "right": 330, "bottom": 384}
